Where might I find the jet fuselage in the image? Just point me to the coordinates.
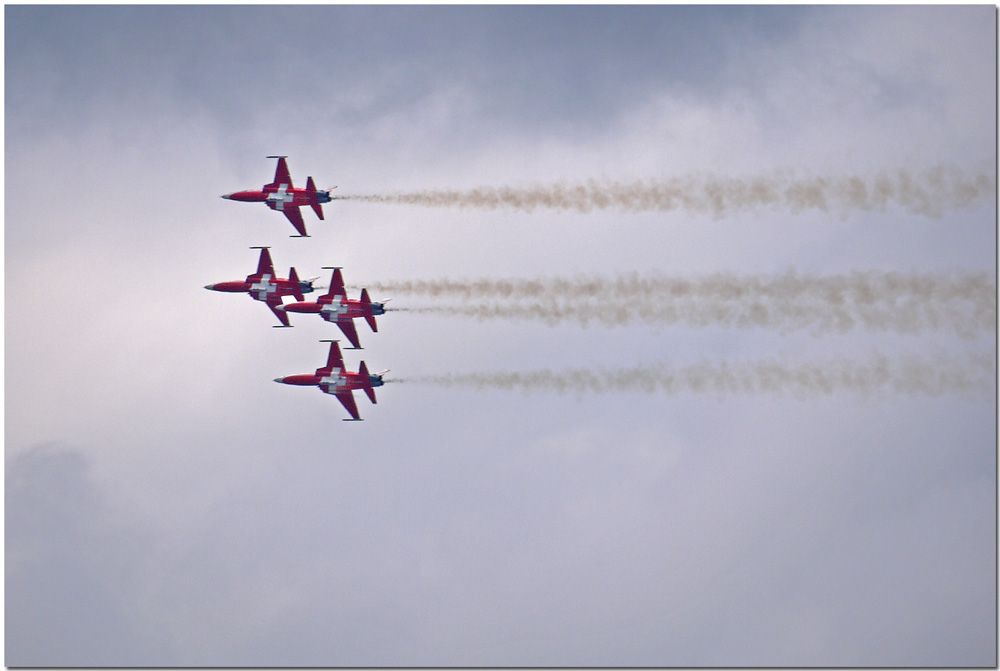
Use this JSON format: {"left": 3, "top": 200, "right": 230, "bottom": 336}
{"left": 222, "top": 185, "right": 332, "bottom": 209}
{"left": 204, "top": 276, "right": 313, "bottom": 302}
{"left": 282, "top": 295, "right": 384, "bottom": 322}
{"left": 275, "top": 371, "right": 385, "bottom": 390}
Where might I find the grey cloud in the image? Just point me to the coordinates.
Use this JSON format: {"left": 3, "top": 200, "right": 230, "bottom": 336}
{"left": 6, "top": 445, "right": 171, "bottom": 667}
{"left": 5, "top": 5, "right": 815, "bottom": 139}
{"left": 7, "top": 394, "right": 995, "bottom": 666}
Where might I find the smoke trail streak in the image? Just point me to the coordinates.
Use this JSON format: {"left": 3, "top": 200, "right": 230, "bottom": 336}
{"left": 358, "top": 271, "right": 994, "bottom": 305}
{"left": 340, "top": 167, "right": 994, "bottom": 217}
{"left": 404, "top": 300, "right": 993, "bottom": 337}
{"left": 400, "top": 353, "right": 994, "bottom": 399}
{"left": 355, "top": 271, "right": 996, "bottom": 337}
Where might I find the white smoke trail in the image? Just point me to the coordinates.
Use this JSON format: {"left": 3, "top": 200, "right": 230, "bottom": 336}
{"left": 356, "top": 271, "right": 996, "bottom": 337}
{"left": 359, "top": 270, "right": 994, "bottom": 304}
{"left": 403, "top": 301, "right": 992, "bottom": 337}
{"left": 400, "top": 353, "right": 994, "bottom": 399}
{"left": 341, "top": 167, "right": 994, "bottom": 217}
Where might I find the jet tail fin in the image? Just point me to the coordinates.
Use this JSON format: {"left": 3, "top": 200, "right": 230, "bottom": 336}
{"left": 289, "top": 267, "right": 305, "bottom": 302}
{"left": 358, "top": 361, "right": 377, "bottom": 404}
{"left": 360, "top": 288, "right": 378, "bottom": 332}
{"left": 306, "top": 176, "right": 325, "bottom": 220}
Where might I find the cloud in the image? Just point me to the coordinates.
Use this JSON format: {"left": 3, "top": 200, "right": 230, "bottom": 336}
{"left": 6, "top": 445, "right": 170, "bottom": 666}
{"left": 7, "top": 393, "right": 994, "bottom": 666}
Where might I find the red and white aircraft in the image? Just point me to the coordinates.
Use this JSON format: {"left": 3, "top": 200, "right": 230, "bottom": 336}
{"left": 278, "top": 267, "right": 388, "bottom": 349}
{"left": 204, "top": 247, "right": 317, "bottom": 327}
{"left": 221, "top": 156, "right": 335, "bottom": 237}
{"left": 274, "top": 340, "right": 388, "bottom": 421}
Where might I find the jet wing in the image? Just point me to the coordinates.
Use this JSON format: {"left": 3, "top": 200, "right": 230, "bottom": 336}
{"left": 337, "top": 318, "right": 362, "bottom": 349}
{"left": 266, "top": 156, "right": 294, "bottom": 190}
{"left": 324, "top": 268, "right": 347, "bottom": 299}
{"left": 266, "top": 296, "right": 290, "bottom": 326}
{"left": 282, "top": 206, "right": 309, "bottom": 237}
{"left": 322, "top": 340, "right": 345, "bottom": 374}
{"left": 255, "top": 247, "right": 276, "bottom": 276}
{"left": 334, "top": 390, "right": 361, "bottom": 420}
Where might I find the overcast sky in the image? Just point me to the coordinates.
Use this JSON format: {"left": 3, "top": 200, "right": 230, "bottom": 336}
{"left": 5, "top": 5, "right": 996, "bottom": 667}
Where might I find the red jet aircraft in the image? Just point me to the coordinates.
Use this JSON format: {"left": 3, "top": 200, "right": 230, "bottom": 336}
{"left": 204, "top": 247, "right": 317, "bottom": 327}
{"left": 221, "top": 156, "right": 335, "bottom": 237}
{"left": 278, "top": 267, "right": 387, "bottom": 349}
{"left": 274, "top": 340, "right": 388, "bottom": 421}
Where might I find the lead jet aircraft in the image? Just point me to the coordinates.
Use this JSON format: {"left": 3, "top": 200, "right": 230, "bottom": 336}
{"left": 277, "top": 267, "right": 388, "bottom": 349}
{"left": 204, "top": 247, "right": 317, "bottom": 327}
{"left": 274, "top": 340, "right": 389, "bottom": 421}
{"left": 221, "top": 156, "right": 335, "bottom": 237}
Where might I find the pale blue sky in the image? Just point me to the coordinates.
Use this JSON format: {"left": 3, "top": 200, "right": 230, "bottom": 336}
{"left": 6, "top": 5, "right": 996, "bottom": 666}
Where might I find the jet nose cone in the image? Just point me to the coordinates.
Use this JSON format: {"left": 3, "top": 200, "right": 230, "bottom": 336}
{"left": 204, "top": 284, "right": 217, "bottom": 291}
{"left": 275, "top": 304, "right": 286, "bottom": 312}
{"left": 273, "top": 377, "right": 286, "bottom": 384}
{"left": 220, "top": 193, "right": 233, "bottom": 200}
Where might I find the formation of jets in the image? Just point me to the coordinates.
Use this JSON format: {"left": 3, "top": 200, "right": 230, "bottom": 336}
{"left": 210, "top": 156, "right": 389, "bottom": 420}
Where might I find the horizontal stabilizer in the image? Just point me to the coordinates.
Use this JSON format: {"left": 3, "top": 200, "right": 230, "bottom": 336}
{"left": 289, "top": 267, "right": 304, "bottom": 302}
{"left": 306, "top": 176, "right": 325, "bottom": 220}
{"left": 361, "top": 288, "right": 378, "bottom": 332}
{"left": 358, "top": 361, "right": 377, "bottom": 404}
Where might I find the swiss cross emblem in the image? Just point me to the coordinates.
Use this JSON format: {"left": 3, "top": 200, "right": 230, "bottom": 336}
{"left": 267, "top": 185, "right": 294, "bottom": 211}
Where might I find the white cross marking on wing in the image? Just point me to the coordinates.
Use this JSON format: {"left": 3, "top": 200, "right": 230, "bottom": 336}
{"left": 250, "top": 274, "right": 277, "bottom": 300}
{"left": 267, "top": 184, "right": 294, "bottom": 211}
{"left": 320, "top": 369, "right": 347, "bottom": 392}
{"left": 321, "top": 296, "right": 350, "bottom": 321}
